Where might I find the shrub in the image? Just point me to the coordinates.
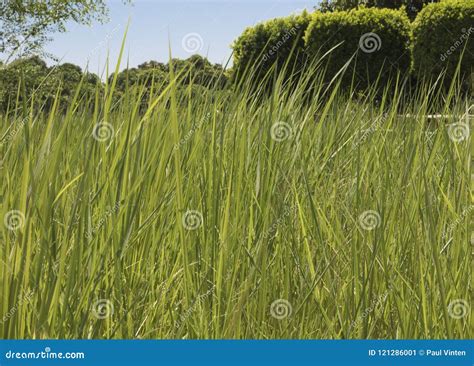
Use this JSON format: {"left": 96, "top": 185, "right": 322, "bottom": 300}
{"left": 318, "top": 0, "right": 441, "bottom": 20}
{"left": 232, "top": 12, "right": 311, "bottom": 84}
{"left": 304, "top": 7, "right": 412, "bottom": 89}
{"left": 412, "top": 0, "right": 474, "bottom": 86}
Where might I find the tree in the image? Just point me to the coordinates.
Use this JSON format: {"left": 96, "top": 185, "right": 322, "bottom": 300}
{"left": 112, "top": 55, "right": 227, "bottom": 94}
{"left": 0, "top": 0, "right": 123, "bottom": 64}
{"left": 0, "top": 56, "right": 100, "bottom": 112}
{"left": 317, "top": 0, "right": 440, "bottom": 19}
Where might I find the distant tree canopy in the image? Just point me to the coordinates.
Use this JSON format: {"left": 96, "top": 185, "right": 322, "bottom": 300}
{"left": 0, "top": 0, "right": 128, "bottom": 63}
{"left": 317, "top": 0, "right": 440, "bottom": 19}
{"left": 0, "top": 56, "right": 100, "bottom": 112}
{"left": 112, "top": 55, "right": 227, "bottom": 90}
{"left": 111, "top": 55, "right": 228, "bottom": 103}
{"left": 0, "top": 54, "right": 228, "bottom": 113}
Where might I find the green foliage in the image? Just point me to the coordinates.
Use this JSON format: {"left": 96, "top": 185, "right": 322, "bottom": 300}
{"left": 0, "top": 56, "right": 45, "bottom": 110}
{"left": 412, "top": 0, "right": 474, "bottom": 86}
{"left": 0, "top": 5, "right": 471, "bottom": 340}
{"left": 0, "top": 53, "right": 471, "bottom": 339}
{"left": 0, "top": 56, "right": 100, "bottom": 113}
{"left": 111, "top": 55, "right": 228, "bottom": 108}
{"left": 112, "top": 61, "right": 167, "bottom": 96}
{"left": 317, "top": 0, "right": 440, "bottom": 20}
{"left": 305, "top": 7, "right": 412, "bottom": 89}
{"left": 0, "top": 55, "right": 227, "bottom": 114}
{"left": 232, "top": 12, "right": 311, "bottom": 83}
{"left": 113, "top": 55, "right": 227, "bottom": 91}
{"left": 0, "top": 0, "right": 125, "bottom": 63}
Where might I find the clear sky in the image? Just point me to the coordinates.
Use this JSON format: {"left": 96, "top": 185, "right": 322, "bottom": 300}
{"left": 44, "top": 0, "right": 319, "bottom": 73}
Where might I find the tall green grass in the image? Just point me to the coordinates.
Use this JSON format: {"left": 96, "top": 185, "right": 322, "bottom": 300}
{"left": 0, "top": 50, "right": 471, "bottom": 339}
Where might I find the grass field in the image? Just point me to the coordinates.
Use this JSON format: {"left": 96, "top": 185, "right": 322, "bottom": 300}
{"left": 0, "top": 53, "right": 472, "bottom": 339}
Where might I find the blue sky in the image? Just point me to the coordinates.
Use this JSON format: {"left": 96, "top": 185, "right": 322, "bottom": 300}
{"left": 44, "top": 0, "right": 319, "bottom": 73}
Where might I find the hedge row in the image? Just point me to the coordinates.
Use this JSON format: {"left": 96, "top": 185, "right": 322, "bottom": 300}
{"left": 232, "top": 1, "right": 474, "bottom": 88}
{"left": 305, "top": 7, "right": 411, "bottom": 89}
{"left": 413, "top": 0, "right": 474, "bottom": 83}
{"left": 232, "top": 12, "right": 310, "bottom": 83}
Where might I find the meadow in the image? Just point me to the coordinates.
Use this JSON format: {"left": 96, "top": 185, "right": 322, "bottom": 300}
{"left": 0, "top": 44, "right": 472, "bottom": 340}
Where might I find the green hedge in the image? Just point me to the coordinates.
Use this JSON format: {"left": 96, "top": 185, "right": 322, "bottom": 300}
{"left": 232, "top": 12, "right": 310, "bottom": 83}
{"left": 304, "top": 7, "right": 412, "bottom": 89}
{"left": 413, "top": 0, "right": 474, "bottom": 84}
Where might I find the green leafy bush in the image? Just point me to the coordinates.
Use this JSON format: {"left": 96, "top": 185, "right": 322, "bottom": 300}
{"left": 0, "top": 56, "right": 100, "bottom": 113}
{"left": 232, "top": 12, "right": 310, "bottom": 84}
{"left": 110, "top": 55, "right": 228, "bottom": 109}
{"left": 412, "top": 0, "right": 474, "bottom": 85}
{"left": 304, "top": 7, "right": 412, "bottom": 89}
{"left": 318, "top": 0, "right": 440, "bottom": 20}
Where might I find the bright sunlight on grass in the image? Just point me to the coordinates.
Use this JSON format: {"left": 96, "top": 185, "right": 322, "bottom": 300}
{"left": 0, "top": 30, "right": 472, "bottom": 340}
